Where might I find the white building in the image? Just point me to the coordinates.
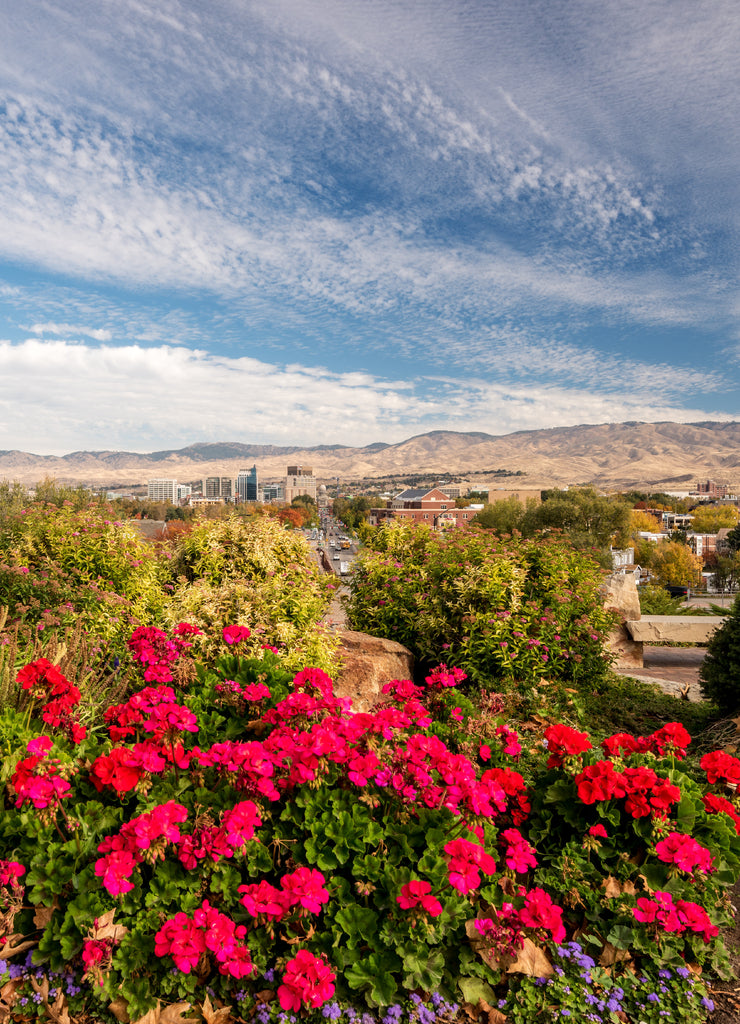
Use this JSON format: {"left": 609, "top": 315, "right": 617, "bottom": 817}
{"left": 285, "top": 466, "right": 316, "bottom": 503}
{"left": 147, "top": 479, "right": 178, "bottom": 504}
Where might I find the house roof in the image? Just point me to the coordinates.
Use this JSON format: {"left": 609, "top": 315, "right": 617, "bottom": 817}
{"left": 395, "top": 487, "right": 450, "bottom": 501}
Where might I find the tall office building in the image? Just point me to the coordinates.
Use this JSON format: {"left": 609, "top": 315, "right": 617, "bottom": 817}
{"left": 236, "top": 465, "right": 258, "bottom": 503}
{"left": 285, "top": 466, "right": 316, "bottom": 503}
{"left": 147, "top": 479, "right": 178, "bottom": 503}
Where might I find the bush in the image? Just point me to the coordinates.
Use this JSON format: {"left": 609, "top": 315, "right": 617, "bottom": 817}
{"left": 0, "top": 632, "right": 735, "bottom": 1024}
{"left": 346, "top": 521, "right": 615, "bottom": 693}
{"left": 165, "top": 516, "right": 339, "bottom": 673}
{"left": 700, "top": 595, "right": 740, "bottom": 712}
{"left": 0, "top": 502, "right": 166, "bottom": 650}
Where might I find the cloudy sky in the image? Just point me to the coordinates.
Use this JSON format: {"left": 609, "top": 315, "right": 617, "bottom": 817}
{"left": 0, "top": 0, "right": 738, "bottom": 454}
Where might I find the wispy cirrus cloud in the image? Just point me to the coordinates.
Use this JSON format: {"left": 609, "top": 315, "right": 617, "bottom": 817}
{"left": 0, "top": 0, "right": 738, "bottom": 454}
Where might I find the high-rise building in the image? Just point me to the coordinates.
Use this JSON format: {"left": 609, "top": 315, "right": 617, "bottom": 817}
{"left": 205, "top": 477, "right": 221, "bottom": 499}
{"left": 220, "top": 477, "right": 233, "bottom": 501}
{"left": 236, "top": 465, "right": 258, "bottom": 503}
{"left": 147, "top": 479, "right": 178, "bottom": 503}
{"left": 261, "top": 483, "right": 284, "bottom": 502}
{"left": 285, "top": 466, "right": 316, "bottom": 503}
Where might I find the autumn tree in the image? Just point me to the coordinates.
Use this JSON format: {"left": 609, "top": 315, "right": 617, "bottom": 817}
{"left": 650, "top": 541, "right": 703, "bottom": 589}
{"left": 689, "top": 504, "right": 739, "bottom": 534}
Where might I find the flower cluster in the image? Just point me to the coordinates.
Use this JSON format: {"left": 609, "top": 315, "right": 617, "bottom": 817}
{"left": 396, "top": 880, "right": 443, "bottom": 918}
{"left": 95, "top": 801, "right": 188, "bottom": 895}
{"left": 655, "top": 832, "right": 713, "bottom": 875}
{"left": 17, "top": 658, "right": 85, "bottom": 743}
{"left": 127, "top": 624, "right": 201, "bottom": 683}
{"left": 10, "top": 737, "right": 72, "bottom": 811}
{"left": 155, "top": 900, "right": 254, "bottom": 978}
{"left": 443, "top": 836, "right": 497, "bottom": 893}
{"left": 543, "top": 724, "right": 592, "bottom": 768}
{"left": 222, "top": 625, "right": 252, "bottom": 646}
{"left": 700, "top": 749, "right": 740, "bottom": 785}
{"left": 239, "top": 866, "right": 329, "bottom": 919}
{"left": 278, "top": 950, "right": 336, "bottom": 1011}
{"left": 574, "top": 761, "right": 681, "bottom": 818}
{"left": 633, "top": 890, "right": 719, "bottom": 942}
{"left": 177, "top": 801, "right": 262, "bottom": 870}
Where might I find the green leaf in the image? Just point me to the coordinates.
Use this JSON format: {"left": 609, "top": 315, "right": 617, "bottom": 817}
{"left": 458, "top": 976, "right": 497, "bottom": 1005}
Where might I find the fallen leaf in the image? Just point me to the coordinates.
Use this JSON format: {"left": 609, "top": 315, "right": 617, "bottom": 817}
{"left": 34, "top": 899, "right": 59, "bottom": 929}
{"left": 506, "top": 938, "right": 554, "bottom": 977}
{"left": 599, "top": 942, "right": 632, "bottom": 967}
{"left": 201, "top": 994, "right": 234, "bottom": 1024}
{"left": 160, "top": 1002, "right": 197, "bottom": 1024}
{"left": 478, "top": 999, "right": 508, "bottom": 1024}
{"left": 603, "top": 876, "right": 623, "bottom": 898}
{"left": 108, "top": 998, "right": 131, "bottom": 1022}
{"left": 29, "top": 976, "right": 50, "bottom": 1002}
{"left": 0, "top": 936, "right": 36, "bottom": 958}
{"left": 131, "top": 1006, "right": 160, "bottom": 1024}
{"left": 91, "top": 908, "right": 128, "bottom": 943}
{"left": 45, "top": 988, "right": 72, "bottom": 1024}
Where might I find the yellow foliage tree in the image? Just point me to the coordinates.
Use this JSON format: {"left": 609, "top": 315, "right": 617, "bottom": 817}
{"left": 689, "top": 505, "right": 739, "bottom": 534}
{"left": 650, "top": 541, "right": 703, "bottom": 588}
{"left": 630, "top": 509, "right": 662, "bottom": 533}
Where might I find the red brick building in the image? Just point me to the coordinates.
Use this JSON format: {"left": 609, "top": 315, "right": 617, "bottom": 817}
{"left": 369, "top": 488, "right": 479, "bottom": 529}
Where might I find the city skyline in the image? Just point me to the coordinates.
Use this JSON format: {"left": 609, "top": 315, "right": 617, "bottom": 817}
{"left": 1, "top": 0, "right": 739, "bottom": 455}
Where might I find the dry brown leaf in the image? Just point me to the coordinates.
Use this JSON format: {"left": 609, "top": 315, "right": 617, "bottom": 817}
{"left": 34, "top": 900, "right": 58, "bottom": 929}
{"left": 638, "top": 873, "right": 655, "bottom": 894}
{"left": 253, "top": 990, "right": 275, "bottom": 1004}
{"left": 45, "top": 988, "right": 72, "bottom": 1024}
{"left": 603, "top": 876, "right": 624, "bottom": 898}
{"left": 498, "top": 876, "right": 518, "bottom": 897}
{"left": 0, "top": 936, "right": 36, "bottom": 958}
{"left": 92, "top": 908, "right": 129, "bottom": 943}
{"left": 621, "top": 880, "right": 637, "bottom": 896}
{"left": 30, "top": 975, "right": 50, "bottom": 1002}
{"left": 108, "top": 997, "right": 131, "bottom": 1022}
{"left": 201, "top": 993, "right": 234, "bottom": 1024}
{"left": 506, "top": 937, "right": 554, "bottom": 977}
{"left": 477, "top": 999, "right": 508, "bottom": 1024}
{"left": 731, "top": 717, "right": 740, "bottom": 735}
{"left": 131, "top": 1005, "right": 160, "bottom": 1024}
{"left": 599, "top": 942, "right": 632, "bottom": 967}
{"left": 461, "top": 1003, "right": 479, "bottom": 1022}
{"left": 159, "top": 1001, "right": 197, "bottom": 1024}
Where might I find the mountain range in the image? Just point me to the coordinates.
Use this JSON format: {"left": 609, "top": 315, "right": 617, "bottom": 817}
{"left": 2, "top": 421, "right": 740, "bottom": 490}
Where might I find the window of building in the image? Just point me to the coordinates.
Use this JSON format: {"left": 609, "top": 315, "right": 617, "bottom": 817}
{"left": 424, "top": 513, "right": 428, "bottom": 519}
{"left": 441, "top": 504, "right": 447, "bottom": 509}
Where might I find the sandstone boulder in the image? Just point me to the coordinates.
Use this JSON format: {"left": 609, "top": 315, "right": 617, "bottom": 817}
{"left": 332, "top": 630, "right": 414, "bottom": 711}
{"left": 600, "top": 572, "right": 643, "bottom": 670}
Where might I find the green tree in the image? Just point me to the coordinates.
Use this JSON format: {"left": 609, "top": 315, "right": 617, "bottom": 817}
{"left": 472, "top": 496, "right": 527, "bottom": 534}
{"left": 533, "top": 488, "right": 631, "bottom": 548}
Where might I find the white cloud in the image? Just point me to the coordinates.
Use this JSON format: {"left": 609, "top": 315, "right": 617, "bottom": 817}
{"left": 28, "top": 322, "right": 112, "bottom": 341}
{"left": 0, "top": 339, "right": 730, "bottom": 456}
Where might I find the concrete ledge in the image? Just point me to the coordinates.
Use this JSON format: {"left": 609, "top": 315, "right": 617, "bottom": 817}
{"left": 625, "top": 615, "right": 725, "bottom": 644}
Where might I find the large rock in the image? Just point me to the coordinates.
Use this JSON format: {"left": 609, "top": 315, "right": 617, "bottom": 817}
{"left": 600, "top": 572, "right": 643, "bottom": 670}
{"left": 332, "top": 630, "right": 414, "bottom": 710}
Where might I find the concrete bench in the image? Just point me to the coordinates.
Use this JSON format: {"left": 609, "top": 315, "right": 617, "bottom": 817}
{"left": 624, "top": 615, "right": 726, "bottom": 666}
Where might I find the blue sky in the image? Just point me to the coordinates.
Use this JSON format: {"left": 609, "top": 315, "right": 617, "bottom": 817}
{"left": 0, "top": 0, "right": 738, "bottom": 455}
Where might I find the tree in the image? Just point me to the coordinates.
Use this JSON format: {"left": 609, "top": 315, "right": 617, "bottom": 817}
{"left": 700, "top": 597, "right": 740, "bottom": 711}
{"left": 689, "top": 505, "right": 739, "bottom": 534}
{"left": 533, "top": 488, "right": 631, "bottom": 548}
{"left": 650, "top": 541, "right": 703, "bottom": 589}
{"left": 726, "top": 523, "right": 740, "bottom": 552}
{"left": 472, "top": 496, "right": 526, "bottom": 534}
{"left": 630, "top": 509, "right": 662, "bottom": 533}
